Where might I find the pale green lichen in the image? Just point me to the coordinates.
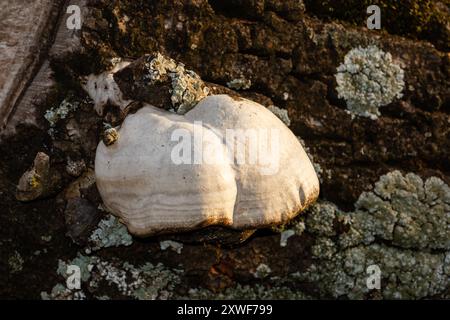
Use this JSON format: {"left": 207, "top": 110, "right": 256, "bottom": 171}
{"left": 43, "top": 254, "right": 182, "bottom": 300}
{"left": 311, "top": 237, "right": 337, "bottom": 260}
{"left": 41, "top": 171, "right": 449, "bottom": 300}
{"left": 306, "top": 201, "right": 337, "bottom": 237}
{"left": 267, "top": 105, "right": 291, "bottom": 126}
{"left": 56, "top": 253, "right": 94, "bottom": 282}
{"left": 280, "top": 229, "right": 295, "bottom": 247}
{"left": 8, "top": 251, "right": 24, "bottom": 274}
{"left": 335, "top": 45, "right": 405, "bottom": 120}
{"left": 227, "top": 77, "right": 252, "bottom": 90}
{"left": 91, "top": 260, "right": 181, "bottom": 300}
{"left": 298, "top": 170, "right": 450, "bottom": 299}
{"left": 44, "top": 98, "right": 80, "bottom": 127}
{"left": 160, "top": 240, "right": 184, "bottom": 254}
{"left": 186, "top": 284, "right": 311, "bottom": 300}
{"left": 145, "top": 53, "right": 177, "bottom": 82}
{"left": 294, "top": 221, "right": 306, "bottom": 235}
{"left": 298, "top": 137, "right": 326, "bottom": 183}
{"left": 144, "top": 53, "right": 209, "bottom": 114}
{"left": 41, "top": 235, "right": 52, "bottom": 242}
{"left": 42, "top": 254, "right": 94, "bottom": 300}
{"left": 88, "top": 215, "right": 133, "bottom": 251}
{"left": 273, "top": 211, "right": 306, "bottom": 247}
{"left": 253, "top": 263, "right": 272, "bottom": 279}
{"left": 41, "top": 284, "right": 86, "bottom": 300}
{"left": 341, "top": 171, "right": 450, "bottom": 250}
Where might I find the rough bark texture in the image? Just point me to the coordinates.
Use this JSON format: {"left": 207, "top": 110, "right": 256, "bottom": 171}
{"left": 0, "top": 0, "right": 449, "bottom": 299}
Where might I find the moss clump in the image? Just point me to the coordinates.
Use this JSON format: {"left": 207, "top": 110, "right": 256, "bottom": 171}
{"left": 304, "top": 0, "right": 450, "bottom": 51}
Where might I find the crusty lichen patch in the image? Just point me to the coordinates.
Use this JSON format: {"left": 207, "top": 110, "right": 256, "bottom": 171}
{"left": 159, "top": 240, "right": 183, "bottom": 254}
{"left": 143, "top": 53, "right": 209, "bottom": 114}
{"left": 42, "top": 254, "right": 181, "bottom": 300}
{"left": 227, "top": 76, "right": 252, "bottom": 91}
{"left": 186, "top": 284, "right": 311, "bottom": 300}
{"left": 41, "top": 283, "right": 86, "bottom": 300}
{"left": 335, "top": 45, "right": 405, "bottom": 119}
{"left": 41, "top": 172, "right": 449, "bottom": 300}
{"left": 297, "top": 137, "right": 330, "bottom": 183}
{"left": 297, "top": 171, "right": 450, "bottom": 299}
{"left": 8, "top": 251, "right": 24, "bottom": 274}
{"left": 253, "top": 263, "right": 272, "bottom": 279}
{"left": 44, "top": 98, "right": 80, "bottom": 128}
{"left": 267, "top": 105, "right": 291, "bottom": 126}
{"left": 87, "top": 215, "right": 133, "bottom": 252}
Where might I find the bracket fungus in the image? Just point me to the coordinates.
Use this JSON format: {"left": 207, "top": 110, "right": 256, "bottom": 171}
{"left": 95, "top": 94, "right": 320, "bottom": 237}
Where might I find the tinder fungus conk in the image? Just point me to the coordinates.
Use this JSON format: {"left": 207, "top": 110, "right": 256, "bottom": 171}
{"left": 95, "top": 95, "right": 320, "bottom": 237}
